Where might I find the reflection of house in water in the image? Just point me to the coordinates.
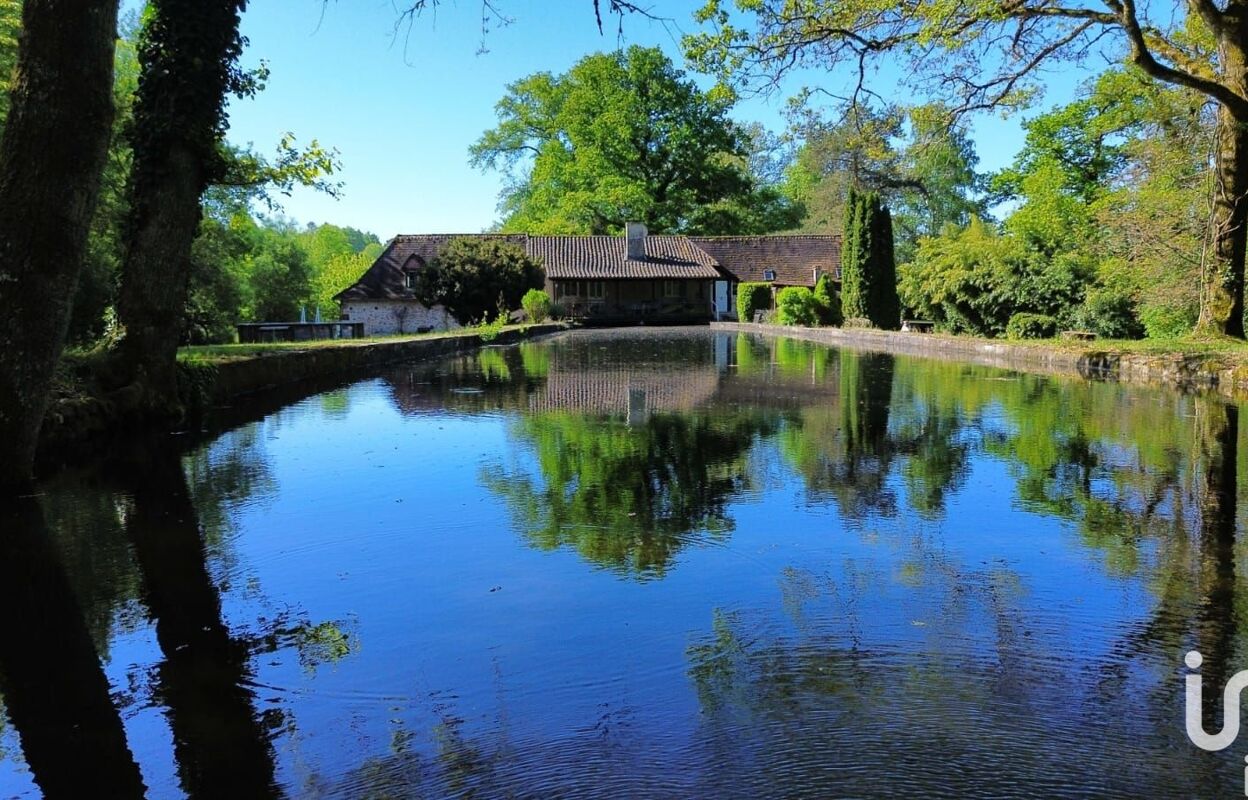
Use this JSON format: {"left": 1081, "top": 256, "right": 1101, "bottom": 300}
{"left": 528, "top": 364, "right": 722, "bottom": 421}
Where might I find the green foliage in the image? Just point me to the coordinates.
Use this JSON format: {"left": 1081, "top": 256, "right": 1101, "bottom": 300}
{"left": 900, "top": 218, "right": 1088, "bottom": 337}
{"left": 1070, "top": 289, "right": 1144, "bottom": 340}
{"left": 0, "top": 0, "right": 20, "bottom": 125}
{"left": 472, "top": 46, "right": 792, "bottom": 234}
{"left": 474, "top": 311, "right": 509, "bottom": 343}
{"left": 736, "top": 282, "right": 771, "bottom": 322}
{"left": 417, "top": 237, "right": 545, "bottom": 325}
{"left": 245, "top": 231, "right": 314, "bottom": 323}
{"left": 521, "top": 288, "right": 552, "bottom": 322}
{"left": 775, "top": 286, "right": 822, "bottom": 326}
{"left": 841, "top": 188, "right": 900, "bottom": 329}
{"left": 1139, "top": 304, "right": 1197, "bottom": 340}
{"left": 780, "top": 102, "right": 984, "bottom": 260}
{"left": 814, "top": 273, "right": 842, "bottom": 326}
{"left": 1005, "top": 313, "right": 1058, "bottom": 340}
{"left": 840, "top": 187, "right": 869, "bottom": 320}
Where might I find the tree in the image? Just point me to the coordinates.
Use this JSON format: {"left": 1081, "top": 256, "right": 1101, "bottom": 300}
{"left": 0, "top": 0, "right": 120, "bottom": 490}
{"left": 839, "top": 188, "right": 872, "bottom": 320}
{"left": 782, "top": 102, "right": 984, "bottom": 259}
{"left": 415, "top": 237, "right": 545, "bottom": 324}
{"left": 471, "top": 46, "right": 784, "bottom": 234}
{"left": 840, "top": 189, "right": 901, "bottom": 327}
{"left": 686, "top": 0, "right": 1248, "bottom": 337}
{"left": 114, "top": 0, "right": 252, "bottom": 411}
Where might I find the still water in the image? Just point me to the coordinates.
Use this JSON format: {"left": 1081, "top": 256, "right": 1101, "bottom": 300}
{"left": 1, "top": 328, "right": 1244, "bottom": 798}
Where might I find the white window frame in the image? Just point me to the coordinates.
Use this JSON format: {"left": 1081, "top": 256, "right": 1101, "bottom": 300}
{"left": 404, "top": 271, "right": 419, "bottom": 290}
{"left": 763, "top": 269, "right": 777, "bottom": 282}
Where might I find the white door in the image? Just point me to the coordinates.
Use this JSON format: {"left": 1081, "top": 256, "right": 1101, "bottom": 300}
{"left": 714, "top": 280, "right": 729, "bottom": 318}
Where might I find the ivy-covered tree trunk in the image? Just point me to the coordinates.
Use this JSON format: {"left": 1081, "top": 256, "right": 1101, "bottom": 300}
{"left": 115, "top": 0, "right": 247, "bottom": 410}
{"left": 1197, "top": 107, "right": 1248, "bottom": 338}
{"left": 0, "top": 0, "right": 119, "bottom": 491}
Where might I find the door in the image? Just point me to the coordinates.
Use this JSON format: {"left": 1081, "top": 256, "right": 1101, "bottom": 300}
{"left": 714, "top": 280, "right": 729, "bottom": 318}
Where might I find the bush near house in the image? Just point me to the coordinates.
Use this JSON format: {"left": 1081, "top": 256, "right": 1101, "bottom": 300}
{"left": 814, "top": 273, "right": 842, "bottom": 326}
{"left": 416, "top": 237, "right": 545, "bottom": 325}
{"left": 1005, "top": 312, "right": 1058, "bottom": 340}
{"left": 776, "top": 286, "right": 823, "bottom": 326}
{"left": 522, "top": 288, "right": 552, "bottom": 322}
{"left": 737, "top": 282, "right": 772, "bottom": 323}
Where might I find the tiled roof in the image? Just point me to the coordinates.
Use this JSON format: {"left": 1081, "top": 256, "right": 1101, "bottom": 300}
{"left": 335, "top": 232, "right": 842, "bottom": 301}
{"left": 527, "top": 235, "right": 722, "bottom": 280}
{"left": 687, "top": 235, "right": 841, "bottom": 287}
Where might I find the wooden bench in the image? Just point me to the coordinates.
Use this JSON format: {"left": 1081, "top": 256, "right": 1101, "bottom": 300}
{"left": 901, "top": 319, "right": 935, "bottom": 333}
{"left": 1060, "top": 330, "right": 1097, "bottom": 341}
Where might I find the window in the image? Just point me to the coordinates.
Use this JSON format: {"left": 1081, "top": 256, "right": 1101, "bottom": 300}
{"left": 663, "top": 280, "right": 681, "bottom": 298}
{"left": 404, "top": 271, "right": 419, "bottom": 290}
{"left": 763, "top": 269, "right": 777, "bottom": 282}
{"left": 587, "top": 280, "right": 605, "bottom": 299}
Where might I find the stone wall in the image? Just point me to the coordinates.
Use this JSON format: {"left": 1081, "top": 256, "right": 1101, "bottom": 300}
{"left": 712, "top": 321, "right": 1248, "bottom": 400}
{"left": 341, "top": 300, "right": 460, "bottom": 335}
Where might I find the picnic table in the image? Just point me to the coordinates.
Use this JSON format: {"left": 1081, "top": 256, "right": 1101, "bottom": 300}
{"left": 901, "top": 319, "right": 935, "bottom": 333}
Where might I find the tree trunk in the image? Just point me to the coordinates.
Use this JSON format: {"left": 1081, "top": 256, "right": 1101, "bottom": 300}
{"left": 116, "top": 145, "right": 205, "bottom": 407}
{"left": 1197, "top": 99, "right": 1248, "bottom": 337}
{"left": 115, "top": 1, "right": 247, "bottom": 411}
{"left": 0, "top": 0, "right": 119, "bottom": 492}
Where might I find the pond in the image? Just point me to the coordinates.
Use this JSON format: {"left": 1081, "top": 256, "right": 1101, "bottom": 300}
{"left": 0, "top": 328, "right": 1243, "bottom": 798}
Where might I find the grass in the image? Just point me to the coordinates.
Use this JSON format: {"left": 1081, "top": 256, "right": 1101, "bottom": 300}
{"left": 175, "top": 324, "right": 557, "bottom": 365}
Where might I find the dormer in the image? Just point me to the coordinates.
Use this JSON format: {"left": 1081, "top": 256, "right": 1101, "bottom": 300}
{"left": 401, "top": 255, "right": 425, "bottom": 291}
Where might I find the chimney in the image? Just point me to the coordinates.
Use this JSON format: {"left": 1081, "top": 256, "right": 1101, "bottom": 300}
{"left": 626, "top": 222, "right": 647, "bottom": 260}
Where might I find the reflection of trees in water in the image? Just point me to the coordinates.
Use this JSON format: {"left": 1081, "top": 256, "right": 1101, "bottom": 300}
{"left": 0, "top": 421, "right": 358, "bottom": 798}
{"left": 0, "top": 498, "right": 147, "bottom": 798}
{"left": 778, "top": 350, "right": 900, "bottom": 518}
{"left": 485, "top": 409, "right": 778, "bottom": 577}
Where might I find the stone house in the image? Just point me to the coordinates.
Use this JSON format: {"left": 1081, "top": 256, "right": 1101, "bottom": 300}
{"left": 335, "top": 224, "right": 841, "bottom": 334}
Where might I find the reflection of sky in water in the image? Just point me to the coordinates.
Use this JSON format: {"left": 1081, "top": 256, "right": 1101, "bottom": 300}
{"left": 0, "top": 329, "right": 1240, "bottom": 797}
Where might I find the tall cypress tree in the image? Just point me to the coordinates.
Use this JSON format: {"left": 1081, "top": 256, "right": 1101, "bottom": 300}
{"left": 868, "top": 200, "right": 901, "bottom": 329}
{"left": 840, "top": 187, "right": 868, "bottom": 320}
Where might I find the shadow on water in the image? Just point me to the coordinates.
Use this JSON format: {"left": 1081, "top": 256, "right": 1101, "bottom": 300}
{"left": 0, "top": 498, "right": 146, "bottom": 798}
{"left": 114, "top": 446, "right": 281, "bottom": 799}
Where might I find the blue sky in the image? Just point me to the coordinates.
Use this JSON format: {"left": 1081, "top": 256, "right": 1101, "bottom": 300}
{"left": 208, "top": 1, "right": 1095, "bottom": 239}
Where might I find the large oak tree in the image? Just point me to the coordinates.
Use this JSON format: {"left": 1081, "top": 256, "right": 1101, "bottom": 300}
{"left": 686, "top": 0, "right": 1248, "bottom": 337}
{"left": 471, "top": 45, "right": 797, "bottom": 234}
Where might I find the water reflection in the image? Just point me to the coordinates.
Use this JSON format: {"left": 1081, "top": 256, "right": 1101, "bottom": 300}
{"left": 4, "top": 329, "right": 1248, "bottom": 797}
{"left": 0, "top": 498, "right": 146, "bottom": 798}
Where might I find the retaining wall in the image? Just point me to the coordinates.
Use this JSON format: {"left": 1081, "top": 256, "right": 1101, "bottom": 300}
{"left": 712, "top": 322, "right": 1248, "bottom": 400}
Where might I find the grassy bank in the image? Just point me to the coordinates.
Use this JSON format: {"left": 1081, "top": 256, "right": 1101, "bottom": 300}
{"left": 176, "top": 327, "right": 522, "bottom": 364}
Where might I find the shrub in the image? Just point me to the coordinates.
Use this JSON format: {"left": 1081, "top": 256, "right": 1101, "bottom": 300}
{"left": 843, "top": 317, "right": 873, "bottom": 328}
{"left": 1070, "top": 289, "right": 1143, "bottom": 339}
{"left": 1005, "top": 312, "right": 1058, "bottom": 340}
{"left": 1139, "top": 303, "right": 1196, "bottom": 339}
{"left": 737, "top": 282, "right": 772, "bottom": 323}
{"left": 522, "top": 288, "right": 552, "bottom": 322}
{"left": 814, "top": 273, "right": 842, "bottom": 326}
{"left": 776, "top": 286, "right": 822, "bottom": 326}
